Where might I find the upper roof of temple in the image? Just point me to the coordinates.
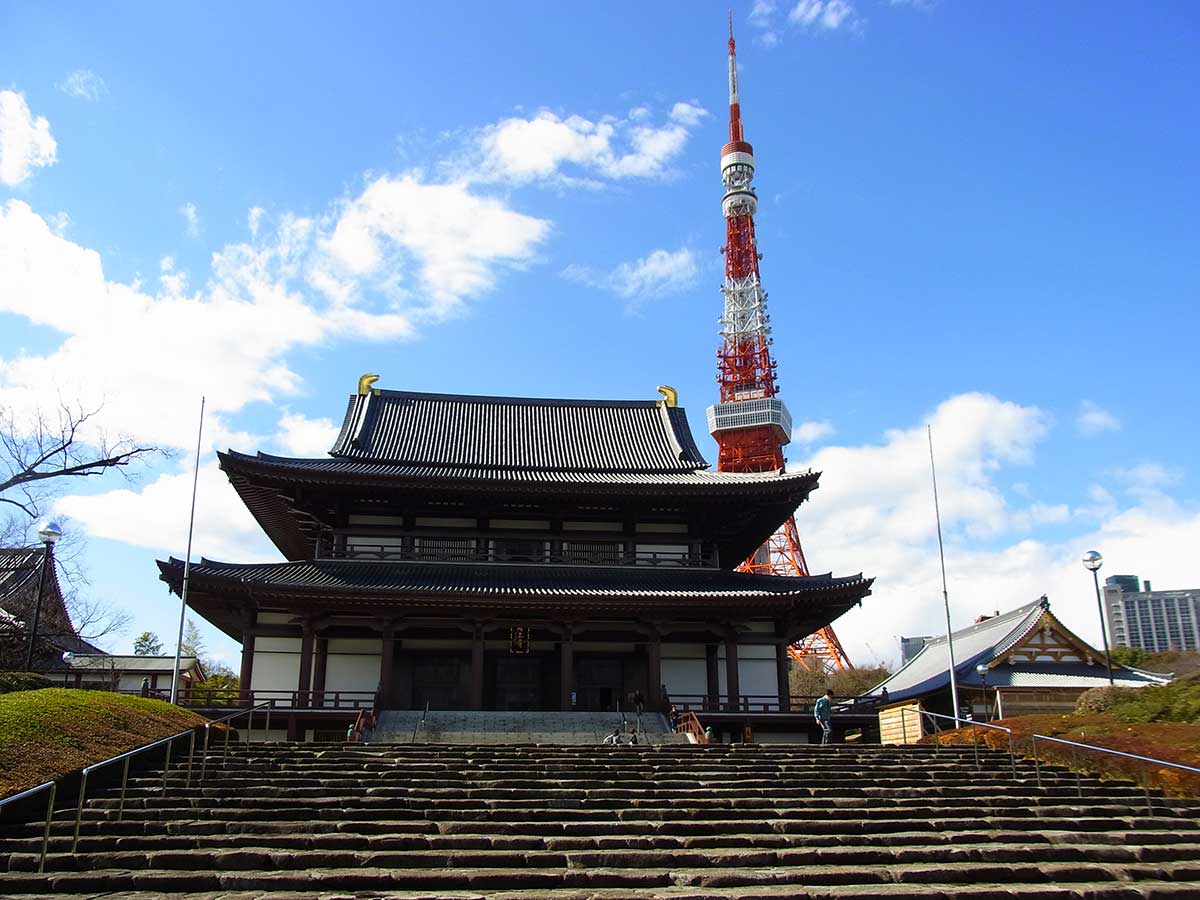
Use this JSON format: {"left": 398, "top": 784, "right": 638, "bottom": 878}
{"left": 327, "top": 389, "right": 709, "bottom": 474}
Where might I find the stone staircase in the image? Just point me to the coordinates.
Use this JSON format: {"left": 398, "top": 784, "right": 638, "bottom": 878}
{"left": 2, "top": 741, "right": 1199, "bottom": 898}
{"left": 370, "top": 710, "right": 679, "bottom": 744}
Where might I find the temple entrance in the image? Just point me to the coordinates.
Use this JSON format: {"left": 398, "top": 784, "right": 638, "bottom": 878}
{"left": 407, "top": 652, "right": 469, "bottom": 710}
{"left": 493, "top": 656, "right": 543, "bottom": 710}
{"left": 575, "top": 654, "right": 646, "bottom": 712}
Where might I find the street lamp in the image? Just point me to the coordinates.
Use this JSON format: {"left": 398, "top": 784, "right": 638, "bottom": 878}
{"left": 975, "top": 663, "right": 990, "bottom": 721}
{"left": 23, "top": 520, "right": 63, "bottom": 671}
{"left": 1082, "top": 550, "right": 1116, "bottom": 686}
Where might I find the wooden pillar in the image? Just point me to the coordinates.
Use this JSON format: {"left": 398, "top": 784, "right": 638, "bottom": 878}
{"left": 776, "top": 641, "right": 791, "bottom": 712}
{"left": 470, "top": 624, "right": 484, "bottom": 710}
{"left": 312, "top": 637, "right": 329, "bottom": 708}
{"left": 705, "top": 644, "right": 720, "bottom": 711}
{"left": 379, "top": 626, "right": 396, "bottom": 709}
{"left": 296, "top": 622, "right": 315, "bottom": 708}
{"left": 646, "top": 633, "right": 662, "bottom": 709}
{"left": 239, "top": 624, "right": 256, "bottom": 705}
{"left": 724, "top": 638, "right": 740, "bottom": 712}
{"left": 560, "top": 626, "right": 574, "bottom": 712}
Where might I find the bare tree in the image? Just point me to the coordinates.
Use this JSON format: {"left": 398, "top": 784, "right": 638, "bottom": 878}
{"left": 0, "top": 402, "right": 160, "bottom": 521}
{"left": 0, "top": 402, "right": 158, "bottom": 655}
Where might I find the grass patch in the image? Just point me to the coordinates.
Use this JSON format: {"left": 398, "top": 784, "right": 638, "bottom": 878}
{"left": 924, "top": 713, "right": 1200, "bottom": 797}
{"left": 0, "top": 688, "right": 208, "bottom": 798}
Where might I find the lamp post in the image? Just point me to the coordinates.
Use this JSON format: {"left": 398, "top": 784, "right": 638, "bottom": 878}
{"left": 975, "top": 663, "right": 990, "bottom": 721}
{"left": 23, "top": 521, "right": 63, "bottom": 671}
{"left": 1082, "top": 550, "right": 1116, "bottom": 686}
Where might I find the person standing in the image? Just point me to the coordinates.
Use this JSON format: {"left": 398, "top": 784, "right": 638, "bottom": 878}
{"left": 814, "top": 689, "right": 834, "bottom": 745}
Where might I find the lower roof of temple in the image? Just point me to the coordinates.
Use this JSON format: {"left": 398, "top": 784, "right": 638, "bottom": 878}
{"left": 157, "top": 557, "right": 873, "bottom": 641}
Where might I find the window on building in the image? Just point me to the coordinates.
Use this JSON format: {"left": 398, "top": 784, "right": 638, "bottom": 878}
{"left": 490, "top": 539, "right": 548, "bottom": 563}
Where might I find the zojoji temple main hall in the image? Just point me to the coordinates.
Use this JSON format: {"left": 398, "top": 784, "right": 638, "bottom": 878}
{"left": 158, "top": 378, "right": 873, "bottom": 739}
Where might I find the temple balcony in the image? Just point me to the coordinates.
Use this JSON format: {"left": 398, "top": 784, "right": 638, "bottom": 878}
{"left": 317, "top": 534, "right": 718, "bottom": 568}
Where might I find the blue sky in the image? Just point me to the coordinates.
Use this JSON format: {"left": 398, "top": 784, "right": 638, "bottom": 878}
{"left": 1, "top": 1, "right": 1197, "bottom": 670}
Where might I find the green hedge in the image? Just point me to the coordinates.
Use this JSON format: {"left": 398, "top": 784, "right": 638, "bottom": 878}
{"left": 0, "top": 671, "right": 53, "bottom": 695}
{"left": 1109, "top": 682, "right": 1200, "bottom": 725}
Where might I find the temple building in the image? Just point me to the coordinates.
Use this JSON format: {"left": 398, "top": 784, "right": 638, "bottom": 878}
{"left": 159, "top": 380, "right": 872, "bottom": 739}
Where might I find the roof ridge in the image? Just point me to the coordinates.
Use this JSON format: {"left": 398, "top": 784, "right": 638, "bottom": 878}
{"left": 363, "top": 389, "right": 667, "bottom": 408}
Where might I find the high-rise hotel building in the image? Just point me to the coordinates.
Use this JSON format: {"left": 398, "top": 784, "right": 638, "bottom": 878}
{"left": 1103, "top": 576, "right": 1200, "bottom": 653}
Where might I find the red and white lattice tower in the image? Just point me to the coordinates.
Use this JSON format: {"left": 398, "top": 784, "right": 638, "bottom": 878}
{"left": 706, "top": 18, "right": 851, "bottom": 676}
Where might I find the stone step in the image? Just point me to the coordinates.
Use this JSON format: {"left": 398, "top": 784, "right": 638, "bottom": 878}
{"left": 3, "top": 860, "right": 1200, "bottom": 893}
{"left": 2, "top": 825, "right": 1188, "bottom": 856}
{"left": 8, "top": 838, "right": 1200, "bottom": 873}
{"left": 2, "top": 883, "right": 1198, "bottom": 900}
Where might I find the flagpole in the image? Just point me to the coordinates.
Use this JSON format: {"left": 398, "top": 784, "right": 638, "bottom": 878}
{"left": 171, "top": 396, "right": 205, "bottom": 704}
{"left": 927, "top": 425, "right": 962, "bottom": 727}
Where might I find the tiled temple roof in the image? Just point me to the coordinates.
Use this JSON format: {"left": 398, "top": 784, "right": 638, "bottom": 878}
{"left": 157, "top": 557, "right": 873, "bottom": 638}
{"left": 329, "top": 390, "right": 709, "bottom": 473}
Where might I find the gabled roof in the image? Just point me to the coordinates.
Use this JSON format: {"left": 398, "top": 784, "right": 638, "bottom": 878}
{"left": 64, "top": 654, "right": 205, "bottom": 678}
{"left": 0, "top": 546, "right": 97, "bottom": 659}
{"left": 870, "top": 597, "right": 1167, "bottom": 703}
{"left": 330, "top": 390, "right": 709, "bottom": 473}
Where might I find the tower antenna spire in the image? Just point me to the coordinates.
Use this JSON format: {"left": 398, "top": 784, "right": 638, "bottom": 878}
{"left": 727, "top": 10, "right": 743, "bottom": 142}
{"left": 706, "top": 15, "right": 853, "bottom": 677}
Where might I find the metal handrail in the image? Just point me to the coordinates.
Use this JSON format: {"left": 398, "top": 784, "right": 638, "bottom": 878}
{"left": 72, "top": 728, "right": 196, "bottom": 851}
{"left": 901, "top": 706, "right": 1198, "bottom": 809}
{"left": 197, "top": 700, "right": 273, "bottom": 785}
{"left": 0, "top": 781, "right": 56, "bottom": 872}
{"left": 902, "top": 707, "right": 1016, "bottom": 776}
{"left": 411, "top": 701, "right": 430, "bottom": 744}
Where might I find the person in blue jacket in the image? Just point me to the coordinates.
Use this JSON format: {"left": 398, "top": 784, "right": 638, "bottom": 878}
{"left": 814, "top": 689, "right": 834, "bottom": 745}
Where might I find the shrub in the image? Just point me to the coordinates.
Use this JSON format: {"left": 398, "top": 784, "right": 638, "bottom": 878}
{"left": 1110, "top": 682, "right": 1200, "bottom": 725}
{"left": 1075, "top": 685, "right": 1136, "bottom": 716}
{"left": 0, "top": 672, "right": 53, "bottom": 695}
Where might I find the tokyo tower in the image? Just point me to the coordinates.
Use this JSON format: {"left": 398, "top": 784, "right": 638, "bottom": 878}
{"left": 705, "top": 17, "right": 851, "bottom": 676}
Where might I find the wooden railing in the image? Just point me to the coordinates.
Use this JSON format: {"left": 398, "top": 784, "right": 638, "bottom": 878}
{"left": 674, "top": 710, "right": 709, "bottom": 743}
{"left": 668, "top": 694, "right": 881, "bottom": 715}
{"left": 124, "top": 688, "right": 377, "bottom": 711}
{"left": 322, "top": 539, "right": 716, "bottom": 569}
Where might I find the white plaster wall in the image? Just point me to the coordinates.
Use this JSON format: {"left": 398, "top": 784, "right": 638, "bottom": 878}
{"left": 258, "top": 636, "right": 302, "bottom": 653}
{"left": 661, "top": 643, "right": 706, "bottom": 659}
{"left": 327, "top": 638, "right": 382, "bottom": 655}
{"left": 662, "top": 659, "right": 707, "bottom": 698}
{"left": 324, "top": 653, "right": 381, "bottom": 694}
{"left": 252, "top": 651, "right": 301, "bottom": 697}
{"left": 738, "top": 659, "right": 778, "bottom": 701}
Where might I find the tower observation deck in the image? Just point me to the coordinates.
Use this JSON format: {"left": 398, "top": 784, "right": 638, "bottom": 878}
{"left": 706, "top": 19, "right": 851, "bottom": 675}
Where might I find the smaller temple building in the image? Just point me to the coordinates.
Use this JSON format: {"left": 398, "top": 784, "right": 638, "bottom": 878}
{"left": 871, "top": 596, "right": 1169, "bottom": 744}
{"left": 159, "top": 380, "right": 873, "bottom": 739}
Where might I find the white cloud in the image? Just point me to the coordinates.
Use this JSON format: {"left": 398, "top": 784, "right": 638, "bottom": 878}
{"left": 247, "top": 206, "right": 264, "bottom": 238}
{"left": 275, "top": 412, "right": 339, "bottom": 457}
{"left": 324, "top": 173, "right": 550, "bottom": 318}
{"left": 476, "top": 103, "right": 707, "bottom": 185}
{"left": 1076, "top": 400, "right": 1120, "bottom": 436}
{"left": 563, "top": 247, "right": 699, "bottom": 309}
{"left": 180, "top": 202, "right": 200, "bottom": 238}
{"left": 1112, "top": 461, "right": 1182, "bottom": 497}
{"left": 0, "top": 199, "right": 405, "bottom": 454}
{"left": 750, "top": 0, "right": 778, "bottom": 27}
{"left": 0, "top": 91, "right": 57, "bottom": 187}
{"left": 56, "top": 460, "right": 279, "bottom": 563}
{"left": 788, "top": 0, "right": 858, "bottom": 30}
{"left": 786, "top": 392, "right": 1200, "bottom": 668}
{"left": 792, "top": 420, "right": 835, "bottom": 445}
{"left": 57, "top": 70, "right": 107, "bottom": 102}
